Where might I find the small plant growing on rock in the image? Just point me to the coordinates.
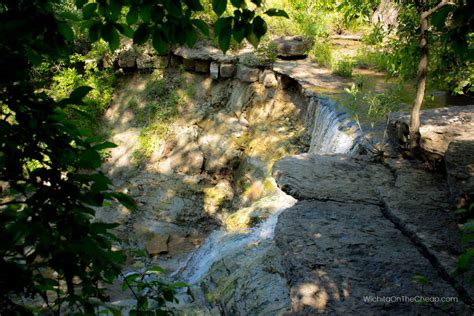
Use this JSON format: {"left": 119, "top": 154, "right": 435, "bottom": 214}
{"left": 241, "top": 41, "right": 278, "bottom": 67}
{"left": 345, "top": 83, "right": 401, "bottom": 157}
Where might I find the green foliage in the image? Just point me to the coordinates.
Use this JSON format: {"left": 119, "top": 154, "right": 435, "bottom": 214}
{"left": 345, "top": 82, "right": 401, "bottom": 132}
{"left": 332, "top": 58, "right": 354, "bottom": 78}
{"left": 266, "top": 0, "right": 339, "bottom": 37}
{"left": 0, "top": 86, "right": 135, "bottom": 314}
{"left": 122, "top": 263, "right": 188, "bottom": 314}
{"left": 355, "top": 0, "right": 474, "bottom": 95}
{"left": 0, "top": 0, "right": 276, "bottom": 313}
{"left": 132, "top": 72, "right": 182, "bottom": 166}
{"left": 310, "top": 40, "right": 333, "bottom": 67}
{"left": 455, "top": 203, "right": 474, "bottom": 288}
{"left": 241, "top": 40, "right": 278, "bottom": 67}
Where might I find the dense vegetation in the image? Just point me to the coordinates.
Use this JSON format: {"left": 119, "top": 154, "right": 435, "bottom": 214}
{"left": 0, "top": 0, "right": 473, "bottom": 314}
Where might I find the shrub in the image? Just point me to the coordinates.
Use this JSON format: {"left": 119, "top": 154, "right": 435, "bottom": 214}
{"left": 332, "top": 59, "right": 353, "bottom": 78}
{"left": 310, "top": 40, "right": 333, "bottom": 67}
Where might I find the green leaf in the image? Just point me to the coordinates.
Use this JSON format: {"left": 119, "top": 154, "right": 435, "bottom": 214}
{"left": 69, "top": 86, "right": 93, "bottom": 103}
{"left": 458, "top": 248, "right": 474, "bottom": 271}
{"left": 83, "top": 3, "right": 98, "bottom": 19}
{"left": 89, "top": 22, "right": 102, "bottom": 42}
{"left": 140, "top": 5, "right": 151, "bottom": 23}
{"left": 26, "top": 49, "right": 42, "bottom": 65}
{"left": 79, "top": 149, "right": 102, "bottom": 169}
{"left": 251, "top": 0, "right": 262, "bottom": 6}
{"left": 413, "top": 274, "right": 429, "bottom": 286}
{"left": 122, "top": 272, "right": 139, "bottom": 290}
{"left": 185, "top": 0, "right": 204, "bottom": 11}
{"left": 133, "top": 24, "right": 149, "bottom": 45}
{"left": 127, "top": 7, "right": 139, "bottom": 25}
{"left": 191, "top": 19, "right": 209, "bottom": 36}
{"left": 116, "top": 23, "right": 134, "bottom": 38}
{"left": 265, "top": 8, "right": 289, "bottom": 18}
{"left": 75, "top": 0, "right": 88, "bottom": 9}
{"left": 164, "top": 0, "right": 182, "bottom": 18}
{"left": 105, "top": 0, "right": 121, "bottom": 22}
{"left": 152, "top": 29, "right": 168, "bottom": 54}
{"left": 230, "top": 0, "right": 245, "bottom": 9}
{"left": 252, "top": 16, "right": 267, "bottom": 39}
{"left": 93, "top": 141, "right": 118, "bottom": 151}
{"left": 102, "top": 24, "right": 120, "bottom": 51}
{"left": 112, "top": 192, "right": 137, "bottom": 210}
{"left": 216, "top": 18, "right": 232, "bottom": 54}
{"left": 212, "top": 0, "right": 227, "bottom": 16}
{"left": 58, "top": 22, "right": 74, "bottom": 41}
{"left": 146, "top": 265, "right": 165, "bottom": 274}
{"left": 173, "top": 281, "right": 188, "bottom": 288}
{"left": 186, "top": 27, "right": 197, "bottom": 47}
{"left": 232, "top": 22, "right": 245, "bottom": 43}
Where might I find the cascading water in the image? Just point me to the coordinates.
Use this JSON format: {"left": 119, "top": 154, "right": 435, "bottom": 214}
{"left": 307, "top": 97, "right": 361, "bottom": 155}
{"left": 172, "top": 95, "right": 361, "bottom": 292}
{"left": 173, "top": 190, "right": 297, "bottom": 284}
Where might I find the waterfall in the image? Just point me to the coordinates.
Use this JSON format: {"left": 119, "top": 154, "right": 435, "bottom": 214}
{"left": 172, "top": 190, "right": 297, "bottom": 284}
{"left": 308, "top": 97, "right": 361, "bottom": 155}
{"left": 173, "top": 94, "right": 360, "bottom": 287}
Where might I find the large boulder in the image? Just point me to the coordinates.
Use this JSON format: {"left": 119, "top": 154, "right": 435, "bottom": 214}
{"left": 445, "top": 140, "right": 474, "bottom": 208}
{"left": 272, "top": 36, "right": 313, "bottom": 58}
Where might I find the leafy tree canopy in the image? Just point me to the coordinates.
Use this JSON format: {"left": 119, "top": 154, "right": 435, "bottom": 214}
{"left": 0, "top": 0, "right": 284, "bottom": 314}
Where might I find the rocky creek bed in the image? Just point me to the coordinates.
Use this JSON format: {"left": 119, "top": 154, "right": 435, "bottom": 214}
{"left": 97, "top": 43, "right": 473, "bottom": 314}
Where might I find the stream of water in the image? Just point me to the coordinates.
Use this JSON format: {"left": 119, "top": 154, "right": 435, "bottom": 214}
{"left": 173, "top": 96, "right": 361, "bottom": 287}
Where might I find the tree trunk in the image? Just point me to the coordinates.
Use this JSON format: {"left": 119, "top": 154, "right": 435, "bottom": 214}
{"left": 409, "top": 10, "right": 429, "bottom": 151}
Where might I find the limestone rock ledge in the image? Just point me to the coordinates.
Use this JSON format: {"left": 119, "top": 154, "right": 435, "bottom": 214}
{"left": 273, "top": 154, "right": 473, "bottom": 314}
{"left": 388, "top": 105, "right": 474, "bottom": 158}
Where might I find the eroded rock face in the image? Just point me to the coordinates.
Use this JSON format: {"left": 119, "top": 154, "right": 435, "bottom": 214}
{"left": 145, "top": 233, "right": 170, "bottom": 256}
{"left": 445, "top": 140, "right": 474, "bottom": 208}
{"left": 220, "top": 63, "right": 235, "bottom": 78}
{"left": 388, "top": 105, "right": 474, "bottom": 158}
{"left": 236, "top": 64, "right": 260, "bottom": 83}
{"left": 118, "top": 45, "right": 138, "bottom": 68}
{"left": 260, "top": 69, "right": 278, "bottom": 88}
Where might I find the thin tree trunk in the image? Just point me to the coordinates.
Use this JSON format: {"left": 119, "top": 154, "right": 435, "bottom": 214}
{"left": 409, "top": 11, "right": 429, "bottom": 151}
{"left": 408, "top": 0, "right": 455, "bottom": 153}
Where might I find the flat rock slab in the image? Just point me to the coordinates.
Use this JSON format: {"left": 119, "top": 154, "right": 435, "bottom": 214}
{"left": 174, "top": 46, "right": 237, "bottom": 63}
{"left": 275, "top": 200, "right": 469, "bottom": 315}
{"left": 272, "top": 154, "right": 391, "bottom": 205}
{"left": 273, "top": 60, "right": 351, "bottom": 94}
{"left": 388, "top": 105, "right": 474, "bottom": 157}
{"left": 273, "top": 153, "right": 474, "bottom": 310}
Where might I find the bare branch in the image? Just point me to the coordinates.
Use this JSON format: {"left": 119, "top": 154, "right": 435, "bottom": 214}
{"left": 422, "top": 0, "right": 456, "bottom": 19}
